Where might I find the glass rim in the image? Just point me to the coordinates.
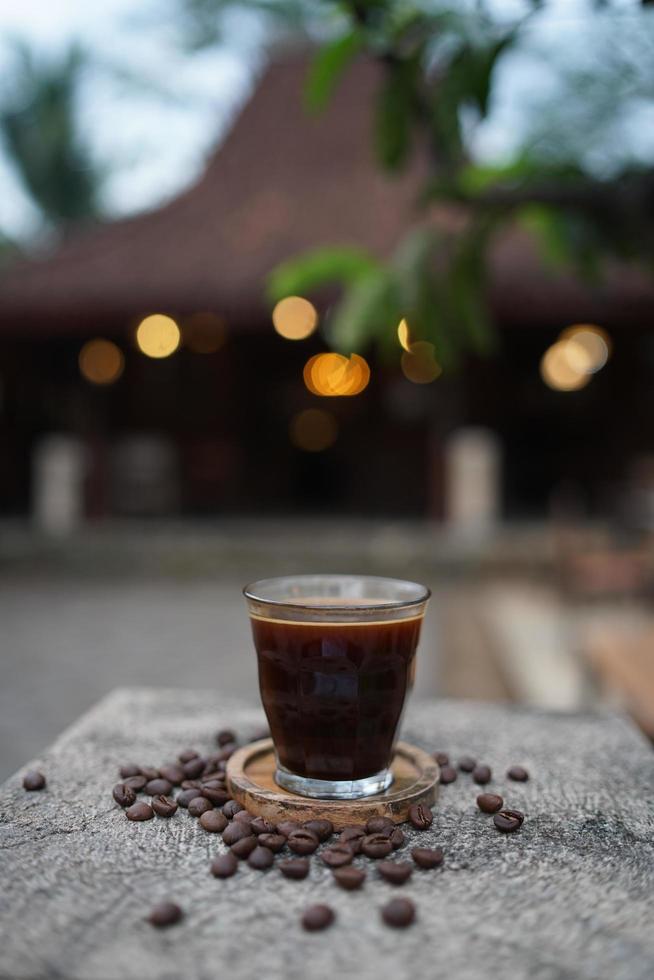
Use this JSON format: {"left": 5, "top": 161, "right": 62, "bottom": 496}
{"left": 243, "top": 573, "right": 431, "bottom": 613}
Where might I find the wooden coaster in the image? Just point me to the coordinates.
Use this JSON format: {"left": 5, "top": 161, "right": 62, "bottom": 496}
{"left": 226, "top": 739, "right": 439, "bottom": 829}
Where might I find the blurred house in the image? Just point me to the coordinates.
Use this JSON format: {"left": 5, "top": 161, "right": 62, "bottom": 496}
{"left": 1, "top": 53, "right": 654, "bottom": 520}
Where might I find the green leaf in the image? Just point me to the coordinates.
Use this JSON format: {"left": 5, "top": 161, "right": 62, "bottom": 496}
{"left": 374, "top": 58, "right": 418, "bottom": 171}
{"left": 329, "top": 269, "right": 399, "bottom": 353}
{"left": 305, "top": 31, "right": 363, "bottom": 113}
{"left": 266, "top": 246, "right": 379, "bottom": 302}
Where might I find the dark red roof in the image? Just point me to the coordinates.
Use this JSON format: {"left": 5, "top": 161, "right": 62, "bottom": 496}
{"left": 0, "top": 51, "right": 652, "bottom": 336}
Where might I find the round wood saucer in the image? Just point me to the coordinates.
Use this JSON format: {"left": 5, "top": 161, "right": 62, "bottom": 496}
{"left": 226, "top": 739, "right": 439, "bottom": 830}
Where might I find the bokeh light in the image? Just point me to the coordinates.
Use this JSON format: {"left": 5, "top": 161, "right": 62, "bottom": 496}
{"left": 136, "top": 314, "right": 181, "bottom": 359}
{"left": 289, "top": 408, "right": 338, "bottom": 452}
{"left": 183, "top": 312, "right": 226, "bottom": 354}
{"left": 560, "top": 324, "right": 610, "bottom": 373}
{"left": 540, "top": 340, "right": 591, "bottom": 391}
{"left": 400, "top": 341, "right": 441, "bottom": 384}
{"left": 397, "top": 318, "right": 412, "bottom": 352}
{"left": 78, "top": 339, "right": 124, "bottom": 386}
{"left": 272, "top": 296, "right": 318, "bottom": 340}
{"left": 303, "top": 353, "right": 370, "bottom": 396}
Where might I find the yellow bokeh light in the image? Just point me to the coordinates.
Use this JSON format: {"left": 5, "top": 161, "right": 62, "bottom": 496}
{"left": 397, "top": 318, "right": 412, "bottom": 352}
{"left": 303, "top": 353, "right": 370, "bottom": 396}
{"left": 400, "top": 341, "right": 442, "bottom": 384}
{"left": 560, "top": 324, "right": 610, "bottom": 373}
{"left": 78, "top": 339, "right": 124, "bottom": 386}
{"left": 272, "top": 296, "right": 318, "bottom": 340}
{"left": 290, "top": 408, "right": 338, "bottom": 452}
{"left": 183, "top": 312, "right": 226, "bottom": 354}
{"left": 136, "top": 314, "right": 181, "bottom": 359}
{"left": 540, "top": 341, "right": 591, "bottom": 391}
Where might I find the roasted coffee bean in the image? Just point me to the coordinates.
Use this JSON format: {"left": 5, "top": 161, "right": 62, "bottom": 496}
{"left": 279, "top": 857, "right": 310, "bottom": 880}
{"left": 440, "top": 766, "right": 458, "bottom": 784}
{"left": 199, "top": 809, "right": 228, "bottom": 833}
{"left": 408, "top": 803, "right": 433, "bottom": 830}
{"left": 472, "top": 765, "right": 492, "bottom": 786}
{"left": 333, "top": 866, "right": 365, "bottom": 890}
{"left": 458, "top": 756, "right": 476, "bottom": 773}
{"left": 223, "top": 821, "right": 253, "bottom": 845}
{"left": 258, "top": 833, "right": 286, "bottom": 853}
{"left": 145, "top": 778, "right": 173, "bottom": 796}
{"left": 210, "top": 852, "right": 238, "bottom": 878}
{"left": 124, "top": 775, "right": 147, "bottom": 792}
{"left": 382, "top": 897, "right": 415, "bottom": 928}
{"left": 477, "top": 793, "right": 503, "bottom": 814}
{"left": 366, "top": 816, "right": 394, "bottom": 834}
{"left": 126, "top": 802, "right": 154, "bottom": 822}
{"left": 361, "top": 834, "right": 393, "bottom": 859}
{"left": 178, "top": 748, "right": 198, "bottom": 763}
{"left": 148, "top": 901, "right": 182, "bottom": 927}
{"left": 216, "top": 745, "right": 236, "bottom": 762}
{"left": 231, "top": 835, "right": 258, "bottom": 859}
{"left": 216, "top": 728, "right": 237, "bottom": 746}
{"left": 411, "top": 847, "right": 444, "bottom": 869}
{"left": 159, "top": 764, "right": 184, "bottom": 785}
{"left": 202, "top": 759, "right": 219, "bottom": 777}
{"left": 340, "top": 826, "right": 366, "bottom": 843}
{"left": 303, "top": 819, "right": 333, "bottom": 842}
{"left": 390, "top": 828, "right": 405, "bottom": 850}
{"left": 188, "top": 796, "right": 213, "bottom": 818}
{"left": 321, "top": 844, "right": 354, "bottom": 868}
{"left": 251, "top": 816, "right": 276, "bottom": 836}
{"left": 493, "top": 809, "right": 524, "bottom": 833}
{"left": 202, "top": 775, "right": 226, "bottom": 787}
{"left": 248, "top": 845, "right": 274, "bottom": 870}
{"left": 119, "top": 763, "right": 140, "bottom": 779}
{"left": 183, "top": 757, "right": 205, "bottom": 780}
{"left": 302, "top": 905, "right": 334, "bottom": 932}
{"left": 233, "top": 809, "right": 254, "bottom": 825}
{"left": 152, "top": 795, "right": 178, "bottom": 818}
{"left": 378, "top": 861, "right": 413, "bottom": 885}
{"left": 287, "top": 829, "right": 320, "bottom": 855}
{"left": 222, "top": 800, "right": 243, "bottom": 819}
{"left": 507, "top": 765, "right": 529, "bottom": 782}
{"left": 140, "top": 767, "right": 160, "bottom": 782}
{"left": 181, "top": 779, "right": 201, "bottom": 790}
{"left": 177, "top": 789, "right": 203, "bottom": 809}
{"left": 201, "top": 786, "right": 231, "bottom": 806}
{"left": 112, "top": 783, "right": 136, "bottom": 807}
{"left": 277, "top": 819, "right": 302, "bottom": 838}
{"left": 433, "top": 752, "right": 449, "bottom": 767}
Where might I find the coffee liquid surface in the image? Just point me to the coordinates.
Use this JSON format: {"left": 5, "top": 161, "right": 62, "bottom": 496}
{"left": 251, "top": 614, "right": 423, "bottom": 781}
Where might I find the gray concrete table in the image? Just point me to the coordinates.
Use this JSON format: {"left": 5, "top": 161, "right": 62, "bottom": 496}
{"left": 1, "top": 688, "right": 653, "bottom": 980}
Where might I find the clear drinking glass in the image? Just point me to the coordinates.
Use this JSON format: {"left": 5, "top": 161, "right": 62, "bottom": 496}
{"left": 243, "top": 574, "right": 430, "bottom": 800}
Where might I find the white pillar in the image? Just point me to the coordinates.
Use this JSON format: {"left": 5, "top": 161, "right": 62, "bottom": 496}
{"left": 32, "top": 434, "right": 86, "bottom": 535}
{"left": 445, "top": 427, "right": 501, "bottom": 533}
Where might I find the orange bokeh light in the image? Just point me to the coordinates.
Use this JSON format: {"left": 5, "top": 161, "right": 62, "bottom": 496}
{"left": 303, "top": 353, "right": 370, "bottom": 396}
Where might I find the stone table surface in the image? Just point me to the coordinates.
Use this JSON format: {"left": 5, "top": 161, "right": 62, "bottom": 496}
{"left": 1, "top": 688, "right": 653, "bottom": 980}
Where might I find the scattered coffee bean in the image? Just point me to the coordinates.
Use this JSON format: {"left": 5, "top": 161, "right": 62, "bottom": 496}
{"left": 361, "top": 834, "right": 393, "bottom": 859}
{"left": 119, "top": 763, "right": 140, "bottom": 779}
{"left": 279, "top": 858, "right": 310, "bottom": 880}
{"left": 22, "top": 770, "right": 46, "bottom": 792}
{"left": 181, "top": 779, "right": 201, "bottom": 789}
{"left": 340, "top": 826, "right": 366, "bottom": 843}
{"left": 382, "top": 897, "right": 415, "bottom": 928}
{"left": 493, "top": 809, "right": 524, "bottom": 833}
{"left": 199, "top": 809, "right": 228, "bottom": 833}
{"left": 216, "top": 729, "right": 236, "bottom": 746}
{"left": 148, "top": 901, "right": 182, "bottom": 927}
{"left": 139, "top": 767, "right": 160, "bottom": 782}
{"left": 152, "top": 795, "right": 178, "bottom": 818}
{"left": 177, "top": 789, "right": 203, "bottom": 809}
{"left": 145, "top": 778, "right": 172, "bottom": 796}
{"left": 231, "top": 835, "right": 258, "bottom": 859}
{"left": 477, "top": 793, "right": 503, "bottom": 814}
{"left": 210, "top": 852, "right": 238, "bottom": 878}
{"left": 250, "top": 816, "right": 276, "bottom": 836}
{"left": 183, "top": 758, "right": 205, "bottom": 780}
{"left": 258, "top": 833, "right": 286, "bottom": 853}
{"left": 434, "top": 752, "right": 449, "bottom": 766}
{"left": 112, "top": 783, "right": 136, "bottom": 808}
{"left": 126, "top": 802, "right": 154, "bottom": 822}
{"left": 216, "top": 745, "right": 236, "bottom": 763}
{"left": 222, "top": 800, "right": 243, "bottom": 819}
{"left": 472, "top": 765, "right": 491, "bottom": 786}
{"left": 202, "top": 759, "right": 220, "bottom": 777}
{"left": 507, "top": 766, "right": 529, "bottom": 782}
{"left": 124, "top": 775, "right": 147, "bottom": 792}
{"left": 440, "top": 766, "right": 458, "bottom": 784}
{"left": 178, "top": 749, "right": 198, "bottom": 763}
{"left": 303, "top": 819, "right": 333, "bottom": 842}
{"left": 201, "top": 786, "right": 231, "bottom": 806}
{"left": 458, "top": 756, "right": 476, "bottom": 772}
{"left": 333, "top": 866, "right": 366, "bottom": 890}
{"left": 390, "top": 827, "right": 405, "bottom": 850}
{"left": 248, "top": 845, "right": 274, "bottom": 870}
{"left": 159, "top": 764, "right": 184, "bottom": 785}
{"left": 378, "top": 861, "right": 413, "bottom": 885}
{"left": 321, "top": 845, "right": 354, "bottom": 868}
{"left": 188, "top": 796, "right": 213, "bottom": 818}
{"left": 223, "top": 821, "right": 253, "bottom": 845}
{"left": 302, "top": 905, "right": 334, "bottom": 932}
{"left": 366, "top": 816, "right": 394, "bottom": 834}
{"left": 287, "top": 829, "right": 320, "bottom": 855}
{"left": 411, "top": 847, "right": 444, "bottom": 869}
{"left": 233, "top": 810, "right": 255, "bottom": 827}
{"left": 277, "top": 820, "right": 302, "bottom": 838}
{"left": 408, "top": 803, "right": 433, "bottom": 830}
